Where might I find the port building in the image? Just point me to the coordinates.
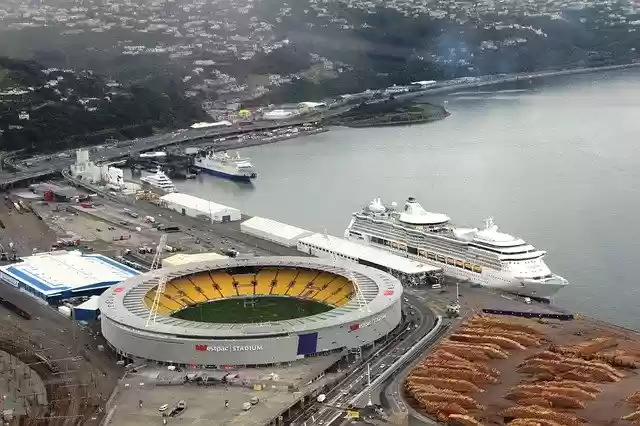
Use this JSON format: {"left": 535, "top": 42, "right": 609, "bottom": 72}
{"left": 161, "top": 252, "right": 228, "bottom": 268}
{"left": 297, "top": 233, "right": 443, "bottom": 286}
{"left": 0, "top": 251, "right": 139, "bottom": 303}
{"left": 240, "top": 216, "right": 313, "bottom": 247}
{"left": 159, "top": 192, "right": 241, "bottom": 223}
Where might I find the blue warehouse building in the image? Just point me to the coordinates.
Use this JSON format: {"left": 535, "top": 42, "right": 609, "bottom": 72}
{"left": 0, "top": 250, "right": 139, "bottom": 304}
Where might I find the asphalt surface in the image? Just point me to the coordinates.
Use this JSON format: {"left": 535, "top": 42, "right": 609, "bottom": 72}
{"left": 61, "top": 168, "right": 304, "bottom": 258}
{"left": 287, "top": 293, "right": 436, "bottom": 426}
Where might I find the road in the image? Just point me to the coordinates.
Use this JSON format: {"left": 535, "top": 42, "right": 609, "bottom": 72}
{"left": 287, "top": 293, "right": 436, "bottom": 426}
{"left": 62, "top": 168, "right": 304, "bottom": 258}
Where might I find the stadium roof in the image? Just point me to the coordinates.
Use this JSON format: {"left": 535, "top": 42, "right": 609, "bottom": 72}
{"left": 162, "top": 252, "right": 228, "bottom": 267}
{"left": 0, "top": 251, "right": 139, "bottom": 297}
{"left": 298, "top": 233, "right": 442, "bottom": 275}
{"left": 101, "top": 256, "right": 403, "bottom": 337}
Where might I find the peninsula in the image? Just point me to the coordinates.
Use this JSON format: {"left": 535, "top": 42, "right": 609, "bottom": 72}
{"left": 330, "top": 98, "right": 449, "bottom": 128}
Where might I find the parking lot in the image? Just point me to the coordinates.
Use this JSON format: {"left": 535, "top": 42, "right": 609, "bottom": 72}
{"left": 105, "top": 355, "right": 343, "bottom": 426}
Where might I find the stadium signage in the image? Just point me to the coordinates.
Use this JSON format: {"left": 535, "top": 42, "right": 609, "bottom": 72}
{"left": 349, "top": 313, "right": 387, "bottom": 331}
{"left": 195, "top": 344, "right": 264, "bottom": 352}
{"left": 0, "top": 272, "right": 19, "bottom": 288}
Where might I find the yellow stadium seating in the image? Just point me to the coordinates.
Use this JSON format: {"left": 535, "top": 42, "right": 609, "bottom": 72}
{"left": 169, "top": 277, "right": 208, "bottom": 304}
{"left": 145, "top": 289, "right": 184, "bottom": 312}
{"left": 187, "top": 274, "right": 217, "bottom": 299}
{"left": 255, "top": 269, "right": 278, "bottom": 295}
{"left": 209, "top": 271, "right": 235, "bottom": 297}
{"left": 322, "top": 279, "right": 348, "bottom": 303}
{"left": 233, "top": 274, "right": 256, "bottom": 296}
{"left": 148, "top": 267, "right": 356, "bottom": 315}
{"left": 272, "top": 268, "right": 298, "bottom": 295}
{"left": 323, "top": 282, "right": 353, "bottom": 307}
{"left": 284, "top": 269, "right": 315, "bottom": 297}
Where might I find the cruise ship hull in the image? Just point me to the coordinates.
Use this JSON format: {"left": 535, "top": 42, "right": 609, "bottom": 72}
{"left": 432, "top": 260, "right": 566, "bottom": 299}
{"left": 345, "top": 218, "right": 567, "bottom": 299}
{"left": 140, "top": 180, "right": 175, "bottom": 195}
{"left": 349, "top": 237, "right": 566, "bottom": 299}
{"left": 195, "top": 166, "right": 257, "bottom": 181}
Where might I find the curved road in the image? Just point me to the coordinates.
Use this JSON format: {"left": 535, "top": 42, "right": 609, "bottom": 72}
{"left": 288, "top": 293, "right": 436, "bottom": 426}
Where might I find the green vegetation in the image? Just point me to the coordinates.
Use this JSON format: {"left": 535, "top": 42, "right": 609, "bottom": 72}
{"left": 171, "top": 296, "right": 332, "bottom": 324}
{"left": 0, "top": 56, "right": 208, "bottom": 153}
{"left": 331, "top": 98, "right": 449, "bottom": 127}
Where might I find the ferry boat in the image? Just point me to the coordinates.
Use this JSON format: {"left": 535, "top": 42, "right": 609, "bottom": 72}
{"left": 139, "top": 166, "right": 176, "bottom": 194}
{"left": 344, "top": 197, "right": 568, "bottom": 299}
{"left": 194, "top": 151, "right": 257, "bottom": 181}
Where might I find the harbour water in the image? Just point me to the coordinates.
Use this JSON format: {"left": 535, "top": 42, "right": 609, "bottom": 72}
{"left": 126, "top": 67, "right": 640, "bottom": 330}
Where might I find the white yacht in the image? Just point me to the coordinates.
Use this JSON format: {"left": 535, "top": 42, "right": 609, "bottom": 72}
{"left": 194, "top": 151, "right": 257, "bottom": 181}
{"left": 344, "top": 197, "right": 568, "bottom": 299}
{"left": 139, "top": 166, "right": 176, "bottom": 194}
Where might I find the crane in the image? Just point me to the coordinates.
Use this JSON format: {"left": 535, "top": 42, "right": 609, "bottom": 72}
{"left": 146, "top": 234, "right": 168, "bottom": 327}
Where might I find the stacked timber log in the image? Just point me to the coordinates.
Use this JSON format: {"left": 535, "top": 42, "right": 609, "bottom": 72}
{"left": 405, "top": 314, "right": 545, "bottom": 425}
{"left": 504, "top": 335, "right": 640, "bottom": 426}
{"left": 622, "top": 390, "right": 640, "bottom": 424}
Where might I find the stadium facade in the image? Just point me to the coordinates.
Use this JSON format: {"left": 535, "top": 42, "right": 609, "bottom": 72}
{"left": 100, "top": 257, "right": 403, "bottom": 366}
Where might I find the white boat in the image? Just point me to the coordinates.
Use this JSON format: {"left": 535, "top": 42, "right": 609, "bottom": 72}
{"left": 344, "top": 197, "right": 568, "bottom": 299}
{"left": 139, "top": 166, "right": 176, "bottom": 194}
{"left": 194, "top": 151, "right": 257, "bottom": 181}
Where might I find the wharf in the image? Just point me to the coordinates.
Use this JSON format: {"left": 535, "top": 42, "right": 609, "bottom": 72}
{"left": 388, "top": 282, "right": 640, "bottom": 426}
{"left": 33, "top": 197, "right": 302, "bottom": 264}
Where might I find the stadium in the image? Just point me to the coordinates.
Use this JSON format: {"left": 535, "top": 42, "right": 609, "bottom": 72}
{"left": 100, "top": 256, "right": 403, "bottom": 366}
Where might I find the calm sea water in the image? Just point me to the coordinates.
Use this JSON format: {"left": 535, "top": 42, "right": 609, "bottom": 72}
{"left": 133, "top": 68, "right": 640, "bottom": 329}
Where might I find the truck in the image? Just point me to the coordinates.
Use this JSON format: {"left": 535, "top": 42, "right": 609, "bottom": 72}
{"left": 446, "top": 303, "right": 461, "bottom": 318}
{"left": 123, "top": 208, "right": 139, "bottom": 218}
{"left": 169, "top": 400, "right": 187, "bottom": 417}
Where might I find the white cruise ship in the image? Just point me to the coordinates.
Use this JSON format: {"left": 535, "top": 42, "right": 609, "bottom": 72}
{"left": 139, "top": 166, "right": 176, "bottom": 194}
{"left": 344, "top": 197, "right": 568, "bottom": 299}
{"left": 194, "top": 151, "right": 257, "bottom": 181}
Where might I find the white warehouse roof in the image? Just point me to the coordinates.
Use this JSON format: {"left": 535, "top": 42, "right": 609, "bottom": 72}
{"left": 298, "top": 233, "right": 442, "bottom": 276}
{"left": 241, "top": 216, "right": 313, "bottom": 247}
{"left": 162, "top": 252, "right": 228, "bottom": 268}
{"left": 0, "top": 251, "right": 139, "bottom": 298}
{"left": 159, "top": 192, "right": 241, "bottom": 222}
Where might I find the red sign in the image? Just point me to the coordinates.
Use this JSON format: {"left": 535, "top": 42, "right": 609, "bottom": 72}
{"left": 384, "top": 290, "right": 394, "bottom": 296}
{"left": 195, "top": 344, "right": 208, "bottom": 352}
{"left": 114, "top": 287, "right": 124, "bottom": 293}
{"left": 349, "top": 324, "right": 360, "bottom": 331}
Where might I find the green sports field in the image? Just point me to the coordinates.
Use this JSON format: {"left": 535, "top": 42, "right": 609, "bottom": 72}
{"left": 170, "top": 296, "right": 332, "bottom": 323}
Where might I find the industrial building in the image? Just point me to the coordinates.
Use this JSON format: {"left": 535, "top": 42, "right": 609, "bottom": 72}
{"left": 0, "top": 251, "right": 139, "bottom": 303}
{"left": 100, "top": 257, "right": 402, "bottom": 366}
{"left": 159, "top": 192, "right": 241, "bottom": 223}
{"left": 29, "top": 183, "right": 86, "bottom": 202}
{"left": 69, "top": 148, "right": 126, "bottom": 187}
{"left": 240, "top": 216, "right": 313, "bottom": 247}
{"left": 297, "top": 233, "right": 443, "bottom": 286}
{"left": 262, "top": 109, "right": 298, "bottom": 120}
{"left": 161, "top": 252, "right": 228, "bottom": 268}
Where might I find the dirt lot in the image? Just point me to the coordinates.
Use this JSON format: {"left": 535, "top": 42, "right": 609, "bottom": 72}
{"left": 405, "top": 313, "right": 640, "bottom": 426}
{"left": 0, "top": 200, "right": 123, "bottom": 426}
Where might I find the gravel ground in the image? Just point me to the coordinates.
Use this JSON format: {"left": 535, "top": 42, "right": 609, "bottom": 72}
{"left": 0, "top": 199, "right": 124, "bottom": 426}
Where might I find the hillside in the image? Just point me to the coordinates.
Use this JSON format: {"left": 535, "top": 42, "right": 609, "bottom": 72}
{"left": 0, "top": 57, "right": 208, "bottom": 153}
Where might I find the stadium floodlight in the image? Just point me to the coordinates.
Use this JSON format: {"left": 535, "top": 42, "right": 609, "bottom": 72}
{"left": 146, "top": 234, "right": 168, "bottom": 327}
